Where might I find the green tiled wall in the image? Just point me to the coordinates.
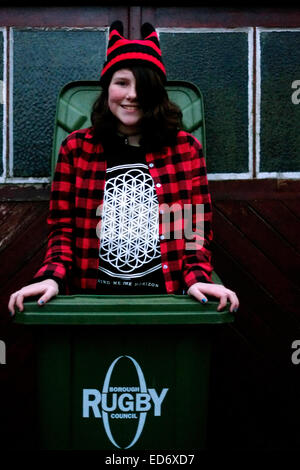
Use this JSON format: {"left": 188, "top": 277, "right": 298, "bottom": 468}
{"left": 160, "top": 30, "right": 250, "bottom": 174}
{"left": 0, "top": 31, "right": 3, "bottom": 176}
{"left": 5, "top": 27, "right": 300, "bottom": 180}
{"left": 260, "top": 30, "right": 300, "bottom": 174}
{"left": 13, "top": 29, "right": 106, "bottom": 177}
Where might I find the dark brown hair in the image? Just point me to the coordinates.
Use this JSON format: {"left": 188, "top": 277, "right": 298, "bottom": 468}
{"left": 91, "top": 65, "right": 182, "bottom": 152}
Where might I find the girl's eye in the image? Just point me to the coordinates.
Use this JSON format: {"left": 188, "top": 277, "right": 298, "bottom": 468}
{"left": 116, "top": 80, "right": 127, "bottom": 86}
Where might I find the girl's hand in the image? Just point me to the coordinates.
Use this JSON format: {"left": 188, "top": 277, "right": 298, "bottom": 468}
{"left": 187, "top": 282, "right": 239, "bottom": 313}
{"left": 8, "top": 279, "right": 59, "bottom": 317}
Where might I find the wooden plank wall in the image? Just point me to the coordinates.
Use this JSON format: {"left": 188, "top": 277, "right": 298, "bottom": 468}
{"left": 0, "top": 179, "right": 299, "bottom": 450}
{"left": 208, "top": 180, "right": 300, "bottom": 450}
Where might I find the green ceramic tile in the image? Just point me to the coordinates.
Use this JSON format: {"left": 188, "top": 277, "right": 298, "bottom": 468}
{"left": 160, "top": 31, "right": 250, "bottom": 174}
{"left": 0, "top": 30, "right": 4, "bottom": 176}
{"left": 13, "top": 29, "right": 106, "bottom": 177}
{"left": 260, "top": 31, "right": 300, "bottom": 174}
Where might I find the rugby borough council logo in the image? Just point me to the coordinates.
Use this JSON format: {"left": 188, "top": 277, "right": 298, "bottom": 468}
{"left": 82, "top": 355, "right": 169, "bottom": 449}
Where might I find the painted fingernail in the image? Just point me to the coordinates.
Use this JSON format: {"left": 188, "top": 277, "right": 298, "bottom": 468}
{"left": 201, "top": 298, "right": 207, "bottom": 303}
{"left": 233, "top": 308, "right": 238, "bottom": 312}
{"left": 39, "top": 300, "right": 44, "bottom": 305}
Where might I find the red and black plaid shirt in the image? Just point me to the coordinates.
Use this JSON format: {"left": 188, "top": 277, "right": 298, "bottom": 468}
{"left": 34, "top": 127, "right": 213, "bottom": 294}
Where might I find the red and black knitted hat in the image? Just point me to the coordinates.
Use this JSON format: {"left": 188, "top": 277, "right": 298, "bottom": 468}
{"left": 100, "top": 21, "right": 166, "bottom": 86}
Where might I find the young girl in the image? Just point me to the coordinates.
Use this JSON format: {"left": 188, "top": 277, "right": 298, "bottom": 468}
{"left": 8, "top": 21, "right": 239, "bottom": 315}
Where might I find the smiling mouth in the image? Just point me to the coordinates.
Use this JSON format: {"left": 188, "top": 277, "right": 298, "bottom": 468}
{"left": 121, "top": 105, "right": 140, "bottom": 110}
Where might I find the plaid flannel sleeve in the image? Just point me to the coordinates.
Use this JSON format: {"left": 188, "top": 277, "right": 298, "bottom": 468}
{"left": 33, "top": 135, "right": 76, "bottom": 292}
{"left": 182, "top": 137, "right": 213, "bottom": 289}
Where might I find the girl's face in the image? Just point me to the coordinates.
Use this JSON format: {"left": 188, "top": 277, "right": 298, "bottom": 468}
{"left": 108, "top": 69, "right": 143, "bottom": 134}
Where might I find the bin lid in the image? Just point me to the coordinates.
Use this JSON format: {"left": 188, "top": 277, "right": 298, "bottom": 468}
{"left": 51, "top": 80, "right": 206, "bottom": 177}
{"left": 14, "top": 294, "right": 234, "bottom": 325}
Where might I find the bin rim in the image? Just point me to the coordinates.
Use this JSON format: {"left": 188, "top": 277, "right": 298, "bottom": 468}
{"left": 14, "top": 294, "right": 234, "bottom": 326}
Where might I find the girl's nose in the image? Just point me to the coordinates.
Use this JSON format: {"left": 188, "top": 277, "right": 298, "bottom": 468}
{"left": 126, "top": 84, "right": 137, "bottom": 100}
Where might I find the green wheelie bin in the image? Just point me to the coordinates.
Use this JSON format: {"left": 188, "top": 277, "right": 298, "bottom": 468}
{"left": 14, "top": 283, "right": 233, "bottom": 451}
{"left": 14, "top": 80, "right": 234, "bottom": 450}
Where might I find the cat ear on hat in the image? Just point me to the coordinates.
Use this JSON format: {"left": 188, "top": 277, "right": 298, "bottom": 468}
{"left": 110, "top": 21, "right": 155, "bottom": 39}
{"left": 109, "top": 20, "right": 124, "bottom": 36}
{"left": 141, "top": 22, "right": 156, "bottom": 39}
